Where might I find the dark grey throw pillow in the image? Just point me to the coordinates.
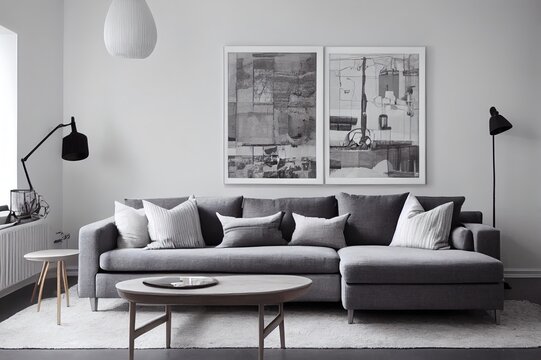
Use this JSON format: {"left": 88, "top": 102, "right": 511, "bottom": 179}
{"left": 289, "top": 213, "right": 350, "bottom": 249}
{"left": 336, "top": 192, "right": 409, "bottom": 246}
{"left": 216, "top": 212, "right": 286, "bottom": 248}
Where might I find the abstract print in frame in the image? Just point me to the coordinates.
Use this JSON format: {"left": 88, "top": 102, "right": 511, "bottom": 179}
{"left": 325, "top": 47, "right": 426, "bottom": 184}
{"left": 224, "top": 46, "right": 323, "bottom": 184}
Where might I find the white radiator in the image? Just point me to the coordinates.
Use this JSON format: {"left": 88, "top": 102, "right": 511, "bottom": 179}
{"left": 0, "top": 220, "right": 51, "bottom": 295}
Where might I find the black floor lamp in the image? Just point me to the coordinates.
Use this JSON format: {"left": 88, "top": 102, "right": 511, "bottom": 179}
{"left": 9, "top": 117, "right": 88, "bottom": 221}
{"left": 489, "top": 107, "right": 512, "bottom": 228}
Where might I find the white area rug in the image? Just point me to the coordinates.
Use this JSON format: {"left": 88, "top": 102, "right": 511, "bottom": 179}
{"left": 1, "top": 287, "right": 541, "bottom": 349}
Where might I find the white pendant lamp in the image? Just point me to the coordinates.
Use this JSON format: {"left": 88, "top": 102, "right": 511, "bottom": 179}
{"left": 104, "top": 0, "right": 157, "bottom": 59}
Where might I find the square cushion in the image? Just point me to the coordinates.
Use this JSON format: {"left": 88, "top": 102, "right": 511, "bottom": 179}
{"left": 336, "top": 192, "right": 409, "bottom": 246}
{"left": 216, "top": 212, "right": 286, "bottom": 247}
{"left": 143, "top": 199, "right": 205, "bottom": 249}
{"left": 338, "top": 246, "right": 503, "bottom": 284}
{"left": 242, "top": 196, "right": 337, "bottom": 241}
{"left": 124, "top": 196, "right": 243, "bottom": 246}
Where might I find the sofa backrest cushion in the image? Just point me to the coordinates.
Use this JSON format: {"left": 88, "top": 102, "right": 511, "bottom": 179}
{"left": 242, "top": 196, "right": 338, "bottom": 241}
{"left": 459, "top": 211, "right": 483, "bottom": 224}
{"left": 416, "top": 196, "right": 465, "bottom": 229}
{"left": 336, "top": 192, "right": 409, "bottom": 246}
{"left": 124, "top": 196, "right": 243, "bottom": 246}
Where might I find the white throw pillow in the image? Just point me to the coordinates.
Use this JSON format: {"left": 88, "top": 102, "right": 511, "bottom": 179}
{"left": 143, "top": 198, "right": 205, "bottom": 249}
{"left": 290, "top": 213, "right": 350, "bottom": 249}
{"left": 115, "top": 201, "right": 150, "bottom": 248}
{"left": 390, "top": 194, "right": 454, "bottom": 250}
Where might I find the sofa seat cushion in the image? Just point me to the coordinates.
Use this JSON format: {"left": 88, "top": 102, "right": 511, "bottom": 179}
{"left": 100, "top": 246, "right": 339, "bottom": 274}
{"left": 338, "top": 246, "right": 503, "bottom": 284}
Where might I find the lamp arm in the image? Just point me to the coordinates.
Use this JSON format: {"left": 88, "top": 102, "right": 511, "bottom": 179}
{"left": 21, "top": 122, "right": 71, "bottom": 190}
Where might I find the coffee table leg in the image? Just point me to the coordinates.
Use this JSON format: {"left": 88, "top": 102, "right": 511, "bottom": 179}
{"left": 279, "top": 303, "right": 285, "bottom": 349}
{"left": 165, "top": 305, "right": 171, "bottom": 349}
{"left": 258, "top": 304, "right": 265, "bottom": 360}
{"left": 129, "top": 301, "right": 136, "bottom": 360}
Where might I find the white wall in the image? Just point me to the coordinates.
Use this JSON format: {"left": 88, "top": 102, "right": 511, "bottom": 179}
{"left": 0, "top": 26, "right": 17, "bottom": 207}
{"left": 0, "top": 0, "right": 64, "bottom": 237}
{"left": 63, "top": 0, "right": 541, "bottom": 274}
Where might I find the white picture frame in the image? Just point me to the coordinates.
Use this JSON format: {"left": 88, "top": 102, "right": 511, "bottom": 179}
{"left": 325, "top": 47, "right": 426, "bottom": 184}
{"left": 224, "top": 46, "right": 324, "bottom": 184}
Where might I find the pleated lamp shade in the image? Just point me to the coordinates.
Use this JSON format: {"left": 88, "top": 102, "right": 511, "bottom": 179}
{"left": 104, "top": 0, "right": 157, "bottom": 59}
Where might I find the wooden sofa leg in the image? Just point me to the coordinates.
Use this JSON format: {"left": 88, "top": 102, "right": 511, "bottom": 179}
{"left": 348, "top": 309, "right": 354, "bottom": 324}
{"left": 90, "top": 297, "right": 98, "bottom": 312}
{"left": 494, "top": 310, "right": 501, "bottom": 325}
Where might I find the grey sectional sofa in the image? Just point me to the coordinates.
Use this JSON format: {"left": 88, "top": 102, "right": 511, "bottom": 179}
{"left": 78, "top": 195, "right": 504, "bottom": 323}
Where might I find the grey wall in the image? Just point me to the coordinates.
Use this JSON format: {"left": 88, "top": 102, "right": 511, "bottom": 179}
{"left": 62, "top": 0, "right": 541, "bottom": 274}
{"left": 0, "top": 0, "right": 64, "bottom": 238}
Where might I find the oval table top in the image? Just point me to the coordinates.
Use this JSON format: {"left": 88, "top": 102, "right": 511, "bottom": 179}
{"left": 24, "top": 249, "right": 79, "bottom": 262}
{"left": 116, "top": 275, "right": 312, "bottom": 306}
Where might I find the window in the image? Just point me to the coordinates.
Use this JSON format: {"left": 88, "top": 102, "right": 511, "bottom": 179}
{"left": 0, "top": 25, "right": 17, "bottom": 207}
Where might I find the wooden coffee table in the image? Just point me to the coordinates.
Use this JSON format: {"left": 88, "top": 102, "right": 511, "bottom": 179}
{"left": 116, "top": 275, "right": 312, "bottom": 360}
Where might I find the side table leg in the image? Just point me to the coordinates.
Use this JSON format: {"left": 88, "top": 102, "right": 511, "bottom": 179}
{"left": 258, "top": 304, "right": 265, "bottom": 360}
{"left": 61, "top": 260, "right": 70, "bottom": 306}
{"left": 30, "top": 262, "right": 46, "bottom": 304}
{"left": 37, "top": 262, "right": 50, "bottom": 312}
{"left": 129, "top": 302, "right": 136, "bottom": 360}
{"left": 278, "top": 303, "right": 285, "bottom": 349}
{"left": 165, "top": 305, "right": 171, "bottom": 349}
{"left": 56, "top": 260, "right": 61, "bottom": 325}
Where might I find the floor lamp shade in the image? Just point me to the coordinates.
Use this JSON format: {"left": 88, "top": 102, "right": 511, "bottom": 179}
{"left": 104, "top": 0, "right": 157, "bottom": 59}
{"left": 489, "top": 107, "right": 513, "bottom": 135}
{"left": 62, "top": 119, "right": 89, "bottom": 161}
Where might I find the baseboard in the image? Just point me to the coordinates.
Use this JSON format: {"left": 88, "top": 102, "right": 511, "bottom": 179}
{"left": 505, "top": 268, "right": 541, "bottom": 278}
{"left": 0, "top": 275, "right": 38, "bottom": 298}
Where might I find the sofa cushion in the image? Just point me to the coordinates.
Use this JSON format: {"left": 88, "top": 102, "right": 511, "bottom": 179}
{"left": 417, "top": 196, "right": 465, "bottom": 229}
{"left": 338, "top": 246, "right": 503, "bottom": 284}
{"left": 100, "top": 246, "right": 339, "bottom": 274}
{"left": 336, "top": 193, "right": 409, "bottom": 246}
{"left": 242, "top": 197, "right": 337, "bottom": 241}
{"left": 216, "top": 212, "right": 286, "bottom": 248}
{"left": 124, "top": 196, "right": 243, "bottom": 246}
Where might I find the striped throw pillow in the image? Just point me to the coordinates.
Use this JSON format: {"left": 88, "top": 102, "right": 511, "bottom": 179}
{"left": 390, "top": 194, "right": 454, "bottom": 250}
{"left": 143, "top": 198, "right": 205, "bottom": 249}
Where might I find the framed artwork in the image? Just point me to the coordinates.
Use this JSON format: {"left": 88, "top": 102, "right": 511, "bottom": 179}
{"left": 224, "top": 46, "right": 324, "bottom": 184}
{"left": 325, "top": 47, "right": 426, "bottom": 184}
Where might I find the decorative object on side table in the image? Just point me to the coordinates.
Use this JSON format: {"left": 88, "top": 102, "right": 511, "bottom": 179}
{"left": 489, "top": 106, "right": 512, "bottom": 228}
{"left": 24, "top": 249, "right": 79, "bottom": 325}
{"left": 9, "top": 117, "right": 88, "bottom": 222}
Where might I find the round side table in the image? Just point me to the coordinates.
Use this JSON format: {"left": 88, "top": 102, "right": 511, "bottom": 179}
{"left": 24, "top": 249, "right": 79, "bottom": 325}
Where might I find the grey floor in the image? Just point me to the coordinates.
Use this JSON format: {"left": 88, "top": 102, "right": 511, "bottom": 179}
{"left": 1, "top": 278, "right": 540, "bottom": 360}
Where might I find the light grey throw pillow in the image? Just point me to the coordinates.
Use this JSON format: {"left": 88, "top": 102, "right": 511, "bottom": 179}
{"left": 289, "top": 213, "right": 350, "bottom": 249}
{"left": 390, "top": 194, "right": 454, "bottom": 250}
{"left": 144, "top": 198, "right": 205, "bottom": 249}
{"left": 115, "top": 201, "right": 150, "bottom": 248}
{"left": 216, "top": 212, "right": 285, "bottom": 248}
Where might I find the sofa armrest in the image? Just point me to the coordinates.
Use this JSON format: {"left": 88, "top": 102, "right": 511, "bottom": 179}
{"left": 463, "top": 223, "right": 500, "bottom": 260}
{"left": 78, "top": 216, "right": 117, "bottom": 298}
